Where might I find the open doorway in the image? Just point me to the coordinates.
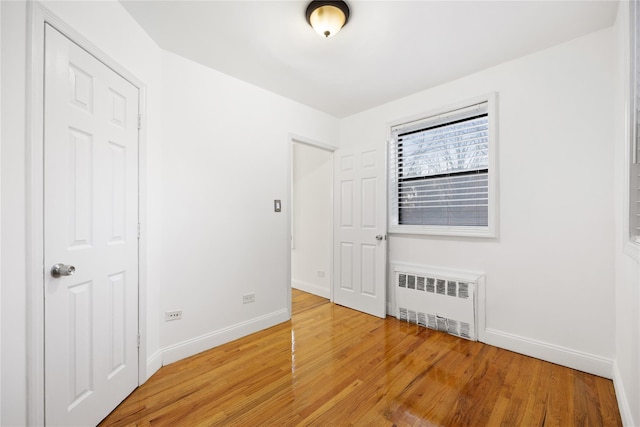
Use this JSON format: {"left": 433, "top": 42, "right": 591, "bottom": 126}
{"left": 290, "top": 139, "right": 335, "bottom": 303}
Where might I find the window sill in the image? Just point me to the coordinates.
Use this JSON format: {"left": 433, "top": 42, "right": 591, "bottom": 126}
{"left": 389, "top": 225, "right": 496, "bottom": 239}
{"left": 623, "top": 238, "right": 640, "bottom": 262}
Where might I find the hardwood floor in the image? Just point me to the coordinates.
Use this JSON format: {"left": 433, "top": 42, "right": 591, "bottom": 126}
{"left": 100, "top": 290, "right": 622, "bottom": 426}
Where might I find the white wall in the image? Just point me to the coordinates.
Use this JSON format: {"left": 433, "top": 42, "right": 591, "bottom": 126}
{"left": 340, "top": 28, "right": 616, "bottom": 377}
{"left": 613, "top": 2, "right": 640, "bottom": 425}
{"left": 1, "top": 1, "right": 163, "bottom": 424}
{"left": 2, "top": 3, "right": 30, "bottom": 424}
{"left": 0, "top": 3, "right": 3, "bottom": 422}
{"left": 292, "top": 142, "right": 332, "bottom": 298}
{"left": 159, "top": 51, "right": 338, "bottom": 363}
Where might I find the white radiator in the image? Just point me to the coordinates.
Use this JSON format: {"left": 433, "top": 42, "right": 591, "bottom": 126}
{"left": 393, "top": 264, "right": 482, "bottom": 341}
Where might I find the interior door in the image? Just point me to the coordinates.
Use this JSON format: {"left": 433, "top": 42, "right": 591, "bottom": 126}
{"left": 44, "top": 24, "right": 139, "bottom": 426}
{"left": 333, "top": 145, "right": 387, "bottom": 318}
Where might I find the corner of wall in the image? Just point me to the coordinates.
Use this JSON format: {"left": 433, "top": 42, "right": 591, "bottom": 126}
{"left": 145, "top": 349, "right": 163, "bottom": 382}
{"left": 613, "top": 361, "right": 635, "bottom": 426}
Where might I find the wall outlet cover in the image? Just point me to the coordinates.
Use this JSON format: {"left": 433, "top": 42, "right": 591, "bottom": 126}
{"left": 165, "top": 310, "right": 182, "bottom": 321}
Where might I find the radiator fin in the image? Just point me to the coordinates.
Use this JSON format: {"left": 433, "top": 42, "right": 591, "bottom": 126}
{"left": 426, "top": 278, "right": 435, "bottom": 293}
{"left": 447, "top": 281, "right": 457, "bottom": 297}
{"left": 460, "top": 322, "right": 471, "bottom": 339}
{"left": 399, "top": 274, "right": 407, "bottom": 288}
{"left": 447, "top": 319, "right": 459, "bottom": 335}
{"left": 417, "top": 312, "right": 427, "bottom": 327}
{"left": 427, "top": 314, "right": 437, "bottom": 329}
{"left": 459, "top": 282, "right": 469, "bottom": 299}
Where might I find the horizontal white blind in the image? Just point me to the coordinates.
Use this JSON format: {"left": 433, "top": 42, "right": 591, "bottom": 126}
{"left": 392, "top": 102, "right": 487, "bottom": 136}
{"left": 390, "top": 102, "right": 489, "bottom": 227}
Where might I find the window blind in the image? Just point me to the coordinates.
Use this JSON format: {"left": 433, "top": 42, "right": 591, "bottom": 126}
{"left": 390, "top": 102, "right": 489, "bottom": 227}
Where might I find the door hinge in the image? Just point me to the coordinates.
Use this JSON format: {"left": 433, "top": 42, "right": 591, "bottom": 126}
{"left": 138, "top": 114, "right": 142, "bottom": 130}
{"left": 137, "top": 223, "right": 141, "bottom": 239}
{"left": 137, "top": 332, "right": 141, "bottom": 348}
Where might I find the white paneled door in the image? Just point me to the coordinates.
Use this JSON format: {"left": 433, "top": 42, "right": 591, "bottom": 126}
{"left": 333, "top": 146, "right": 387, "bottom": 318}
{"left": 44, "top": 25, "right": 139, "bottom": 426}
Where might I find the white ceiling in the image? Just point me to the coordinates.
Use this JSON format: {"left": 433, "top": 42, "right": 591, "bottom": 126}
{"left": 121, "top": 0, "right": 619, "bottom": 118}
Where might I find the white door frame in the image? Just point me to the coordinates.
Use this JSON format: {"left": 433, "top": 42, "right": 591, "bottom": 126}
{"left": 287, "top": 134, "right": 338, "bottom": 317}
{"left": 25, "top": 3, "right": 148, "bottom": 425}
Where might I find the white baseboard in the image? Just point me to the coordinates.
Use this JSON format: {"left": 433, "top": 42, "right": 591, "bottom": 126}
{"left": 145, "top": 349, "right": 162, "bottom": 381}
{"left": 483, "top": 328, "right": 613, "bottom": 378}
{"left": 292, "top": 279, "right": 330, "bottom": 299}
{"left": 161, "top": 309, "right": 289, "bottom": 366}
{"left": 613, "top": 361, "right": 635, "bottom": 426}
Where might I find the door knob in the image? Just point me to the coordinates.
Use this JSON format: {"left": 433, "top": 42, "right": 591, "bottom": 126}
{"left": 51, "top": 263, "right": 76, "bottom": 278}
{"left": 376, "top": 235, "right": 385, "bottom": 241}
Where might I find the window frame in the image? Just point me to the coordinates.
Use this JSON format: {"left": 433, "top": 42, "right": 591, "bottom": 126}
{"left": 628, "top": 0, "right": 640, "bottom": 253}
{"left": 387, "top": 93, "right": 498, "bottom": 238}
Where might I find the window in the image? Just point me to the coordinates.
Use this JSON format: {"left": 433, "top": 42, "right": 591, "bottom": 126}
{"left": 389, "top": 95, "right": 497, "bottom": 237}
{"left": 630, "top": 1, "right": 640, "bottom": 244}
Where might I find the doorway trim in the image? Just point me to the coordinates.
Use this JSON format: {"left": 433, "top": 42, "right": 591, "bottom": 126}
{"left": 287, "top": 134, "right": 338, "bottom": 317}
{"left": 25, "top": 3, "right": 148, "bottom": 424}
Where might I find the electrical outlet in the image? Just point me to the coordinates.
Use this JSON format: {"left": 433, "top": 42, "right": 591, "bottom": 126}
{"left": 165, "top": 310, "right": 182, "bottom": 321}
{"left": 243, "top": 293, "right": 256, "bottom": 304}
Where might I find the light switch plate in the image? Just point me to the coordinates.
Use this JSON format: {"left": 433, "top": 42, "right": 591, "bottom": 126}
{"left": 274, "top": 199, "right": 281, "bottom": 212}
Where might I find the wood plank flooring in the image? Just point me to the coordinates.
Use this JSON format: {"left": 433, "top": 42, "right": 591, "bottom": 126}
{"left": 100, "top": 290, "right": 622, "bottom": 426}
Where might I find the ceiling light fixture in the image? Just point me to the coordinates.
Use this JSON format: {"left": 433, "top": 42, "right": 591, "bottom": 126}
{"left": 305, "top": 1, "right": 350, "bottom": 38}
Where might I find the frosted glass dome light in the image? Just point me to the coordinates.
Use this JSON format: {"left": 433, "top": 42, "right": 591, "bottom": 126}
{"left": 306, "top": 1, "right": 350, "bottom": 38}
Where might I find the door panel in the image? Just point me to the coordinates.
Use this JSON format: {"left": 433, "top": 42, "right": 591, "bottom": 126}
{"left": 44, "top": 24, "right": 139, "bottom": 426}
{"left": 333, "top": 146, "right": 387, "bottom": 318}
